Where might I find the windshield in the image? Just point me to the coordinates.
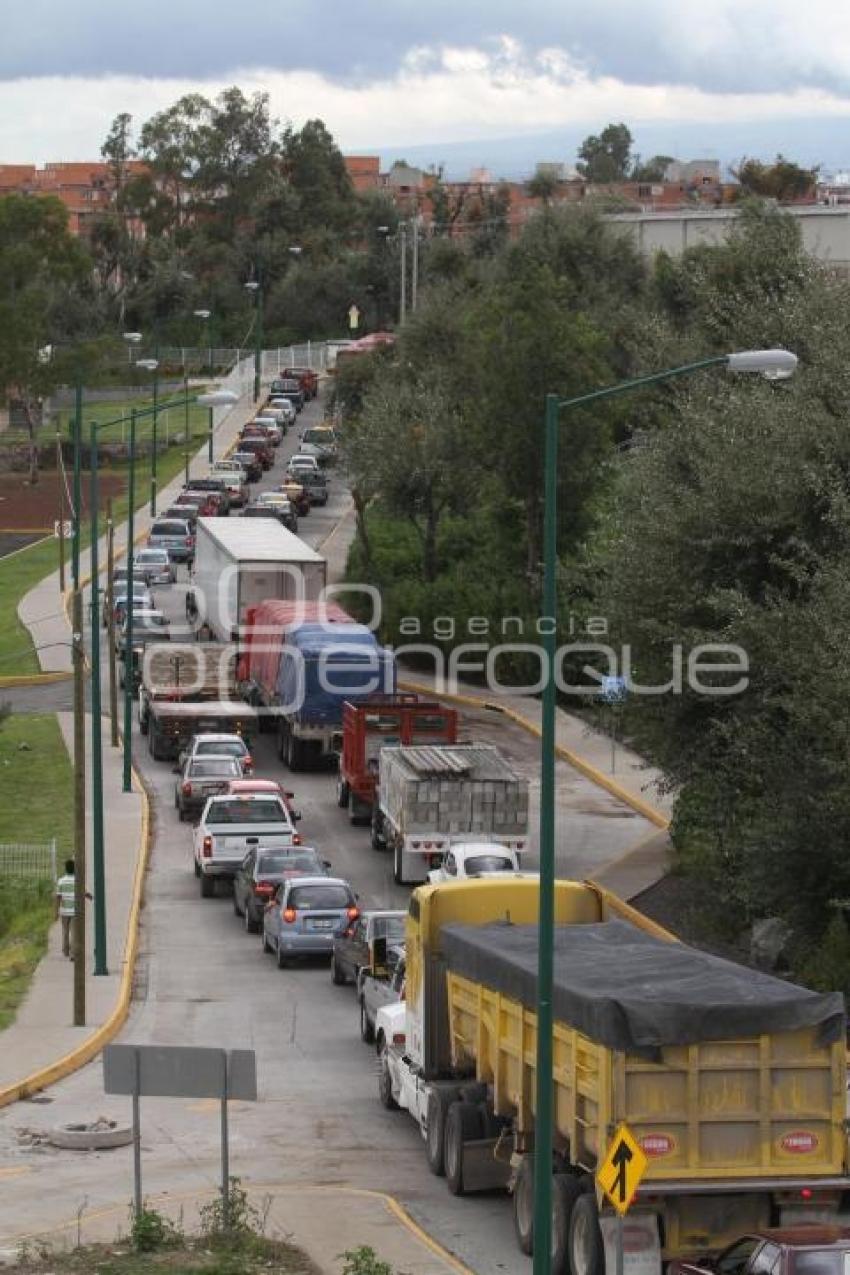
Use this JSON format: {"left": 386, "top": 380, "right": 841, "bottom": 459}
{"left": 465, "top": 854, "right": 514, "bottom": 876}
{"left": 289, "top": 884, "right": 352, "bottom": 910}
{"left": 793, "top": 1253, "right": 850, "bottom": 1275}
{"left": 151, "top": 522, "right": 187, "bottom": 536}
{"left": 258, "top": 851, "right": 319, "bottom": 875}
{"left": 189, "top": 759, "right": 241, "bottom": 777}
{"left": 137, "top": 551, "right": 167, "bottom": 564}
{"left": 195, "top": 741, "right": 246, "bottom": 758}
{"left": 207, "top": 798, "right": 287, "bottom": 825}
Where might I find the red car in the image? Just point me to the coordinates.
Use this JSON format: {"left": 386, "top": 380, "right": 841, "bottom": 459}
{"left": 670, "top": 1228, "right": 850, "bottom": 1275}
{"left": 226, "top": 777, "right": 301, "bottom": 823}
{"left": 236, "top": 436, "right": 273, "bottom": 470}
{"left": 282, "top": 366, "right": 318, "bottom": 399}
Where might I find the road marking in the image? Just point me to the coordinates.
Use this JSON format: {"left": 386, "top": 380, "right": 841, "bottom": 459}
{"left": 0, "top": 1166, "right": 32, "bottom": 1179}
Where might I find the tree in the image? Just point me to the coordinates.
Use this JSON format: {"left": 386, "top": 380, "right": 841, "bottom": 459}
{"left": 576, "top": 123, "right": 634, "bottom": 182}
{"left": 527, "top": 171, "right": 559, "bottom": 203}
{"left": 733, "top": 154, "right": 819, "bottom": 202}
{"left": 0, "top": 195, "right": 90, "bottom": 479}
{"left": 138, "top": 93, "right": 211, "bottom": 235}
{"left": 101, "top": 111, "right": 135, "bottom": 204}
{"left": 280, "top": 119, "right": 356, "bottom": 240}
{"left": 631, "top": 154, "right": 675, "bottom": 183}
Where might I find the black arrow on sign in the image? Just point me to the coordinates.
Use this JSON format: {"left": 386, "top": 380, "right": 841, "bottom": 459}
{"left": 611, "top": 1140, "right": 633, "bottom": 1205}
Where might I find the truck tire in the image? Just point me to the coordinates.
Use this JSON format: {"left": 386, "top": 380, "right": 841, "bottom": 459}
{"left": 552, "top": 1176, "right": 584, "bottom": 1275}
{"left": 337, "top": 778, "right": 349, "bottom": 808}
{"left": 377, "top": 1040, "right": 397, "bottom": 1110}
{"left": 444, "top": 1101, "right": 485, "bottom": 1196}
{"left": 139, "top": 710, "right": 148, "bottom": 736}
{"left": 568, "top": 1193, "right": 604, "bottom": 1275}
{"left": 393, "top": 842, "right": 405, "bottom": 886}
{"left": 194, "top": 858, "right": 201, "bottom": 878}
{"left": 513, "top": 1157, "right": 535, "bottom": 1254}
{"left": 287, "top": 733, "right": 302, "bottom": 772}
{"left": 426, "top": 1088, "right": 453, "bottom": 1177}
{"left": 371, "top": 809, "right": 384, "bottom": 852}
{"left": 200, "top": 874, "right": 215, "bottom": 898}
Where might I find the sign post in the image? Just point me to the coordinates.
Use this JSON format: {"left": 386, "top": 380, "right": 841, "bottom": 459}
{"left": 104, "top": 1045, "right": 257, "bottom": 1223}
{"left": 597, "top": 1123, "right": 648, "bottom": 1275}
{"left": 599, "top": 675, "right": 627, "bottom": 773}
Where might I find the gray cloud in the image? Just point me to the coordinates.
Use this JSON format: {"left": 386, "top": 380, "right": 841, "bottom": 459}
{"left": 3, "top": 1, "right": 850, "bottom": 99}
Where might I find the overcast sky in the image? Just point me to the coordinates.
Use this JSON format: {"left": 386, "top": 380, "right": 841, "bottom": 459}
{"left": 2, "top": 1, "right": 850, "bottom": 170}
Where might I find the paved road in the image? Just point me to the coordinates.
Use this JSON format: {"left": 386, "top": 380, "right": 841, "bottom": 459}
{"left": 0, "top": 390, "right": 650, "bottom": 1273}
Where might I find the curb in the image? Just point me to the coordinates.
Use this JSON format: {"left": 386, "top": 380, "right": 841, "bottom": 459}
{"left": 0, "top": 671, "right": 72, "bottom": 688}
{"left": 0, "top": 756, "right": 151, "bottom": 1110}
{"left": 3, "top": 1182, "right": 474, "bottom": 1275}
{"left": 398, "top": 678, "right": 671, "bottom": 830}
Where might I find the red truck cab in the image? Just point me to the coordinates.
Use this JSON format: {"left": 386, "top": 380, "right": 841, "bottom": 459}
{"left": 337, "top": 695, "right": 459, "bottom": 825}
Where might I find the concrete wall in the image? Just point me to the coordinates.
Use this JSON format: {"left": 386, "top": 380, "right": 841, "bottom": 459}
{"left": 608, "top": 206, "right": 850, "bottom": 269}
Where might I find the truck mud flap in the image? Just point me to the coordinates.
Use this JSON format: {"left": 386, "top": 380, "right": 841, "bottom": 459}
{"left": 457, "top": 1138, "right": 511, "bottom": 1192}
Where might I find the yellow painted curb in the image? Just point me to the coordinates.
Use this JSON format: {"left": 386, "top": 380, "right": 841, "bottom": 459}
{"left": 0, "top": 755, "right": 151, "bottom": 1110}
{"left": 0, "top": 671, "right": 72, "bottom": 688}
{"left": 4, "top": 1182, "right": 474, "bottom": 1275}
{"left": 398, "top": 678, "right": 670, "bottom": 830}
{"left": 0, "top": 527, "right": 53, "bottom": 535}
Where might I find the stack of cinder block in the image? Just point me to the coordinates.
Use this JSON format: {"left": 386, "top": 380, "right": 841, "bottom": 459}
{"left": 380, "top": 745, "right": 529, "bottom": 835}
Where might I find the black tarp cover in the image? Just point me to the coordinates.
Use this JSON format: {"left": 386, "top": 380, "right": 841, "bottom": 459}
{"left": 440, "top": 919, "right": 845, "bottom": 1059}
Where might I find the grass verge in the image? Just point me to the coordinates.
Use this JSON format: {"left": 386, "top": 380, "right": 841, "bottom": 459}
{"left": 0, "top": 431, "right": 210, "bottom": 676}
{"left": 0, "top": 714, "right": 74, "bottom": 1030}
{"left": 13, "top": 1238, "right": 315, "bottom": 1275}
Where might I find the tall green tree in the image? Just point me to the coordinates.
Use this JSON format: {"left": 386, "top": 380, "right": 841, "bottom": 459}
{"left": 576, "top": 123, "right": 634, "bottom": 182}
{"left": 733, "top": 155, "right": 819, "bottom": 202}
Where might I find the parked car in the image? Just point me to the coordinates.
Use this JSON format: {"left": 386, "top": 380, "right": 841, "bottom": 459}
{"left": 268, "top": 377, "right": 304, "bottom": 411}
{"left": 261, "top": 877, "right": 358, "bottom": 967}
{"left": 148, "top": 517, "right": 194, "bottom": 564}
{"left": 300, "top": 426, "right": 337, "bottom": 464}
{"left": 194, "top": 793, "right": 297, "bottom": 896}
{"left": 250, "top": 413, "right": 285, "bottom": 442}
{"left": 330, "top": 910, "right": 406, "bottom": 987}
{"left": 209, "top": 463, "right": 249, "bottom": 507}
{"left": 175, "top": 755, "right": 243, "bottom": 821}
{"left": 225, "top": 778, "right": 301, "bottom": 821}
{"left": 288, "top": 453, "right": 320, "bottom": 474}
{"left": 669, "top": 1228, "right": 850, "bottom": 1275}
{"left": 178, "top": 732, "right": 254, "bottom": 774}
{"left": 278, "top": 479, "right": 310, "bottom": 516}
{"left": 281, "top": 367, "right": 318, "bottom": 400}
{"left": 231, "top": 450, "right": 263, "bottom": 483}
{"left": 102, "top": 582, "right": 152, "bottom": 627}
{"left": 427, "top": 842, "right": 523, "bottom": 884}
{"left": 115, "top": 608, "right": 169, "bottom": 655}
{"left": 241, "top": 502, "right": 296, "bottom": 531}
{"left": 286, "top": 466, "right": 327, "bottom": 506}
{"left": 267, "top": 398, "right": 297, "bottom": 425}
{"left": 185, "top": 477, "right": 231, "bottom": 515}
{"left": 236, "top": 437, "right": 273, "bottom": 470}
{"left": 252, "top": 493, "right": 298, "bottom": 532}
{"left": 233, "top": 846, "right": 332, "bottom": 932}
{"left": 132, "top": 547, "right": 175, "bottom": 586}
{"left": 358, "top": 948, "right": 405, "bottom": 1044}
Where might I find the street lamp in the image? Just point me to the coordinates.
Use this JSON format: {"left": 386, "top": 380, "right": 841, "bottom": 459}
{"left": 244, "top": 280, "right": 262, "bottom": 403}
{"left": 531, "top": 347, "right": 798, "bottom": 1275}
{"left": 135, "top": 357, "right": 160, "bottom": 515}
{"left": 123, "top": 331, "right": 142, "bottom": 365}
{"left": 194, "top": 310, "right": 214, "bottom": 461}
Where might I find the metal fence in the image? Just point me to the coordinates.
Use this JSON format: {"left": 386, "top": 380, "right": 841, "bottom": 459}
{"left": 0, "top": 840, "right": 57, "bottom": 881}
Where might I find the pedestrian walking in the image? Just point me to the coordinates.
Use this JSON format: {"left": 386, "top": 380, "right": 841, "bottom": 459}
{"left": 54, "top": 859, "right": 91, "bottom": 960}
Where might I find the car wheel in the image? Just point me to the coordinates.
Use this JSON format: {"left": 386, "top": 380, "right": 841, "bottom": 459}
{"left": 200, "top": 874, "right": 215, "bottom": 899}
{"left": 359, "top": 999, "right": 374, "bottom": 1044}
{"left": 337, "top": 778, "right": 349, "bottom": 809}
{"left": 261, "top": 927, "right": 272, "bottom": 954}
{"left": 244, "top": 906, "right": 258, "bottom": 934}
{"left": 331, "top": 953, "right": 346, "bottom": 986}
{"left": 377, "top": 1042, "right": 397, "bottom": 1110}
{"left": 193, "top": 859, "right": 201, "bottom": 878}
{"left": 276, "top": 942, "right": 288, "bottom": 970}
{"left": 233, "top": 890, "right": 241, "bottom": 916}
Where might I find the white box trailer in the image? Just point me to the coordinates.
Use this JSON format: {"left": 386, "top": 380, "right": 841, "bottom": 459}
{"left": 375, "top": 745, "right": 530, "bottom": 886}
{"left": 191, "top": 518, "right": 326, "bottom": 642}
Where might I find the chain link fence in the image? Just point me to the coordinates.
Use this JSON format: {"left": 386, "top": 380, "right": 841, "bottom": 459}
{"left": 0, "top": 840, "right": 57, "bottom": 881}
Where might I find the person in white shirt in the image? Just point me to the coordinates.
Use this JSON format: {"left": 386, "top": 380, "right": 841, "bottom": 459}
{"left": 54, "top": 859, "right": 90, "bottom": 960}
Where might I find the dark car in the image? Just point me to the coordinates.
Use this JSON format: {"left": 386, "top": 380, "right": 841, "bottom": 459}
{"left": 242, "top": 499, "right": 298, "bottom": 534}
{"left": 148, "top": 517, "right": 195, "bottom": 563}
{"left": 269, "top": 377, "right": 304, "bottom": 411}
{"left": 287, "top": 466, "right": 328, "bottom": 506}
{"left": 175, "top": 755, "right": 243, "bottom": 821}
{"left": 185, "top": 478, "right": 231, "bottom": 515}
{"left": 233, "top": 845, "right": 332, "bottom": 932}
{"left": 330, "top": 909, "right": 406, "bottom": 986}
{"left": 236, "top": 437, "right": 273, "bottom": 470}
{"left": 231, "top": 450, "right": 262, "bottom": 482}
{"left": 669, "top": 1229, "right": 850, "bottom": 1275}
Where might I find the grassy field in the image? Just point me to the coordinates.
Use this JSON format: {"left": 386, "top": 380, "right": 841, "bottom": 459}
{"left": 49, "top": 389, "right": 212, "bottom": 446}
{"left": 0, "top": 714, "right": 74, "bottom": 1031}
{"left": 0, "top": 430, "right": 211, "bottom": 676}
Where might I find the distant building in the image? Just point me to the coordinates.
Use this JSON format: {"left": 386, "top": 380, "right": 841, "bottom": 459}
{"left": 0, "top": 159, "right": 147, "bottom": 236}
{"left": 664, "top": 159, "right": 722, "bottom": 187}
{"left": 383, "top": 161, "right": 428, "bottom": 191}
{"left": 344, "top": 155, "right": 381, "bottom": 192}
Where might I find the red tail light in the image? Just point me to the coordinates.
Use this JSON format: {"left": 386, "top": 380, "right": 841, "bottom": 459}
{"left": 185, "top": 537, "right": 193, "bottom": 546}
{"left": 181, "top": 782, "right": 192, "bottom": 795}
{"left": 283, "top": 907, "right": 297, "bottom": 923}
{"left": 254, "top": 881, "right": 275, "bottom": 896}
{"left": 346, "top": 906, "right": 359, "bottom": 921}
{"left": 202, "top": 835, "right": 212, "bottom": 858}
{"left": 392, "top": 1032, "right": 406, "bottom": 1047}
{"left": 243, "top": 754, "right": 253, "bottom": 770}
{"left": 292, "top": 833, "right": 302, "bottom": 845}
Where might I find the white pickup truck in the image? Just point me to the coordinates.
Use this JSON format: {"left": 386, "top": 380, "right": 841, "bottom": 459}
{"left": 193, "top": 792, "right": 297, "bottom": 897}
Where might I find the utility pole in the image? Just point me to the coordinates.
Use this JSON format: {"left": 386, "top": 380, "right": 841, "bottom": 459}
{"left": 71, "top": 376, "right": 85, "bottom": 1026}
{"left": 150, "top": 338, "right": 159, "bottom": 517}
{"left": 56, "top": 432, "right": 65, "bottom": 593}
{"left": 400, "top": 225, "right": 407, "bottom": 325}
{"left": 411, "top": 213, "right": 419, "bottom": 312}
{"left": 89, "top": 422, "right": 107, "bottom": 977}
{"left": 122, "top": 409, "right": 137, "bottom": 793}
{"left": 106, "top": 499, "right": 118, "bottom": 748}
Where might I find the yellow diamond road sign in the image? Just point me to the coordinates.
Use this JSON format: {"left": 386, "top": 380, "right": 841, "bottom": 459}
{"left": 597, "top": 1123, "right": 648, "bottom": 1216}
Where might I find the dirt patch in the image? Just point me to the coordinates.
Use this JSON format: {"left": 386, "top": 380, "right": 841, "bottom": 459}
{"left": 0, "top": 472, "right": 125, "bottom": 532}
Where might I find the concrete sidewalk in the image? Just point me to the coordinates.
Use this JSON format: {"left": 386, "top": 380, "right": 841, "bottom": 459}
{"left": 18, "top": 387, "right": 264, "bottom": 675}
{"left": 1, "top": 1184, "right": 467, "bottom": 1274}
{"left": 0, "top": 712, "right": 144, "bottom": 1093}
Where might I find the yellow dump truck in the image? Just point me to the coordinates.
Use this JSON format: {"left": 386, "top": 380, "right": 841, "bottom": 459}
{"left": 374, "top": 878, "right": 848, "bottom": 1275}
